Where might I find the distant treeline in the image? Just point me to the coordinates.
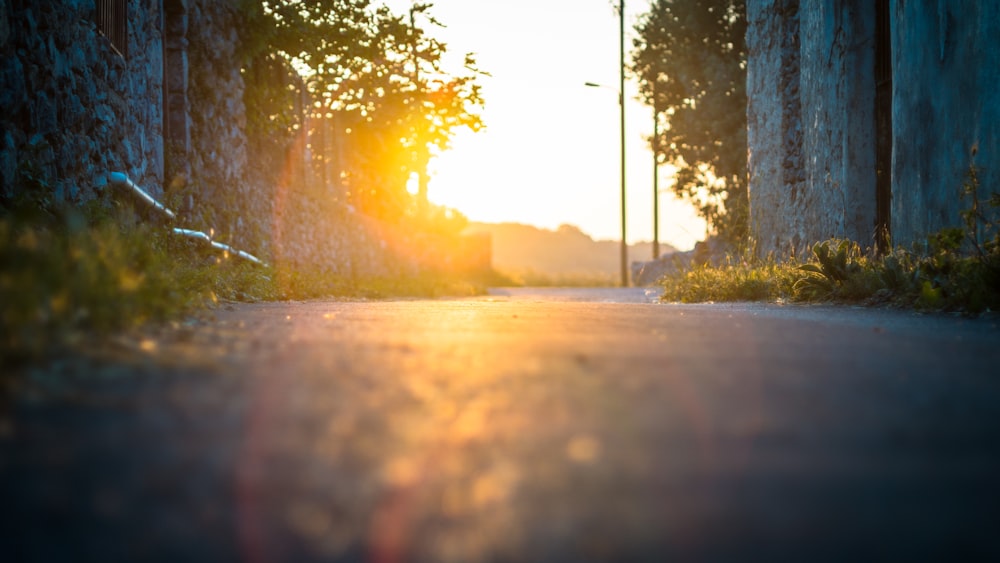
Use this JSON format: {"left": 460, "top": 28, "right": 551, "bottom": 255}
{"left": 465, "top": 222, "right": 678, "bottom": 279}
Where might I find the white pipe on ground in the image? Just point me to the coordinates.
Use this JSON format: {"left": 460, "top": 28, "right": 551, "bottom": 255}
{"left": 172, "top": 228, "right": 265, "bottom": 266}
{"left": 109, "top": 172, "right": 266, "bottom": 267}
{"left": 109, "top": 171, "right": 177, "bottom": 221}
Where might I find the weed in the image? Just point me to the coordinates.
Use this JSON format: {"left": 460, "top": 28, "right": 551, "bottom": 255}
{"left": 792, "top": 240, "right": 883, "bottom": 302}
{"left": 659, "top": 163, "right": 1000, "bottom": 313}
{"left": 659, "top": 253, "right": 800, "bottom": 303}
{"left": 497, "top": 269, "right": 617, "bottom": 288}
{"left": 1, "top": 195, "right": 492, "bottom": 368}
{"left": 1, "top": 214, "right": 204, "bottom": 364}
{"left": 267, "top": 265, "right": 491, "bottom": 300}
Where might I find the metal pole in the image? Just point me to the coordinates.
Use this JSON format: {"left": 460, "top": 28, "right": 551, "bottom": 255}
{"left": 619, "top": 0, "right": 628, "bottom": 287}
{"left": 653, "top": 105, "right": 659, "bottom": 260}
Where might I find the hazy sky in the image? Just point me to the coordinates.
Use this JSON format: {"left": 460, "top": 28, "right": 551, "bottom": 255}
{"left": 383, "top": 0, "right": 706, "bottom": 250}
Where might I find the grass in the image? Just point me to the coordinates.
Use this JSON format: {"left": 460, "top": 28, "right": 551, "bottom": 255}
{"left": 266, "top": 266, "right": 497, "bottom": 300}
{"left": 0, "top": 199, "right": 497, "bottom": 368}
{"left": 658, "top": 238, "right": 1000, "bottom": 313}
{"left": 5, "top": 163, "right": 997, "bottom": 369}
{"left": 658, "top": 254, "right": 801, "bottom": 303}
{"left": 0, "top": 220, "right": 272, "bottom": 366}
{"left": 658, "top": 169, "right": 1000, "bottom": 314}
{"left": 496, "top": 269, "right": 619, "bottom": 288}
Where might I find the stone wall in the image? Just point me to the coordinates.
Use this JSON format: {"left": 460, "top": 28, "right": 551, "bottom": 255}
{"left": 1, "top": 0, "right": 472, "bottom": 279}
{"left": 747, "top": 0, "right": 804, "bottom": 255}
{"left": 179, "top": 1, "right": 399, "bottom": 275}
{"left": 182, "top": 1, "right": 263, "bottom": 250}
{"left": 798, "top": 0, "right": 876, "bottom": 246}
{"left": 0, "top": 0, "right": 164, "bottom": 205}
{"left": 747, "top": 1, "right": 1000, "bottom": 255}
{"left": 747, "top": 0, "right": 876, "bottom": 256}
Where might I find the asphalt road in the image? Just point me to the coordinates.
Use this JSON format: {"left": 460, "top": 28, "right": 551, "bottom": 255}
{"left": 3, "top": 288, "right": 1000, "bottom": 562}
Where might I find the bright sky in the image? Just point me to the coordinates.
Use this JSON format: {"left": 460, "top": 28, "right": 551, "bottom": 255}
{"left": 384, "top": 0, "right": 707, "bottom": 250}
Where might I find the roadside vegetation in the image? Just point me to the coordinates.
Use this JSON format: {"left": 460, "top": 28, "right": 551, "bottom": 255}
{"left": 3, "top": 1, "right": 491, "bottom": 368}
{"left": 659, "top": 168, "right": 1000, "bottom": 314}
{"left": 0, "top": 197, "right": 495, "bottom": 367}
{"left": 631, "top": 2, "right": 998, "bottom": 315}
{"left": 632, "top": 0, "right": 749, "bottom": 246}
{"left": 499, "top": 269, "right": 618, "bottom": 288}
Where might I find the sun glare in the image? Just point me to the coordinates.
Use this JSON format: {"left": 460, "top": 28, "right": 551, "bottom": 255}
{"left": 405, "top": 172, "right": 420, "bottom": 196}
{"left": 383, "top": 0, "right": 706, "bottom": 251}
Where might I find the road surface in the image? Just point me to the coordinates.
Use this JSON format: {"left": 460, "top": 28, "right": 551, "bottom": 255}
{"left": 2, "top": 288, "right": 1000, "bottom": 562}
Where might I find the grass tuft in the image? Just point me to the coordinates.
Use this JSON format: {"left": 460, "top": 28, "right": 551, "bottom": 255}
{"left": 659, "top": 240, "right": 1000, "bottom": 313}
{"left": 658, "top": 254, "right": 800, "bottom": 303}
{"left": 0, "top": 210, "right": 256, "bottom": 365}
{"left": 496, "top": 269, "right": 618, "bottom": 288}
{"left": 1, "top": 201, "right": 495, "bottom": 368}
{"left": 659, "top": 165, "right": 1000, "bottom": 313}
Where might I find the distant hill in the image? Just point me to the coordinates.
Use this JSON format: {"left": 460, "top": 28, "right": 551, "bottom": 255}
{"left": 464, "top": 222, "right": 677, "bottom": 281}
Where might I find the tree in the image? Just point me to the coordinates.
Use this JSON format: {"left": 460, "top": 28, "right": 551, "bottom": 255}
{"left": 238, "top": 1, "right": 484, "bottom": 225}
{"left": 331, "top": 4, "right": 484, "bottom": 223}
{"left": 238, "top": 0, "right": 376, "bottom": 138}
{"left": 632, "top": 0, "right": 747, "bottom": 245}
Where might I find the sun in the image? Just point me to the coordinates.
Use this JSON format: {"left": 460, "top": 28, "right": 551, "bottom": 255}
{"left": 426, "top": 120, "right": 602, "bottom": 234}
{"left": 392, "top": 0, "right": 708, "bottom": 250}
{"left": 426, "top": 133, "right": 491, "bottom": 218}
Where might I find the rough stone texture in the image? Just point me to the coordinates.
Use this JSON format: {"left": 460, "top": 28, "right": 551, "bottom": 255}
{"left": 180, "top": 5, "right": 439, "bottom": 276}
{"left": 747, "top": 0, "right": 806, "bottom": 256}
{"left": 0, "top": 0, "right": 164, "bottom": 204}
{"left": 748, "top": 1, "right": 1000, "bottom": 255}
{"left": 891, "top": 1, "right": 1000, "bottom": 249}
{"left": 798, "top": 0, "right": 876, "bottom": 246}
{"left": 163, "top": 0, "right": 191, "bottom": 180}
{"left": 183, "top": 1, "right": 257, "bottom": 246}
{"left": 747, "top": 0, "right": 877, "bottom": 257}
{"left": 0, "top": 0, "right": 435, "bottom": 278}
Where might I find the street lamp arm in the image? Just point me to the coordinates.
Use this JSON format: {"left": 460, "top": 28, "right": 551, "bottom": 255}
{"left": 584, "top": 81, "right": 624, "bottom": 106}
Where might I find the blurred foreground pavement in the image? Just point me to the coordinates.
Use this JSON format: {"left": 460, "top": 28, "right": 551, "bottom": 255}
{"left": 3, "top": 288, "right": 1000, "bottom": 562}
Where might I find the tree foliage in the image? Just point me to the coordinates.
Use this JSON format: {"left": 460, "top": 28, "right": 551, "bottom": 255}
{"left": 632, "top": 0, "right": 747, "bottom": 244}
{"left": 238, "top": 1, "right": 484, "bottom": 225}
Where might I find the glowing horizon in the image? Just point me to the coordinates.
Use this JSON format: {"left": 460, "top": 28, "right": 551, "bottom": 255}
{"left": 383, "top": 0, "right": 707, "bottom": 251}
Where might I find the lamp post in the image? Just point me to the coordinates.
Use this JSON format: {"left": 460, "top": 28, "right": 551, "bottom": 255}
{"left": 583, "top": 0, "right": 628, "bottom": 287}
{"left": 617, "top": 0, "right": 627, "bottom": 287}
{"left": 652, "top": 101, "right": 660, "bottom": 260}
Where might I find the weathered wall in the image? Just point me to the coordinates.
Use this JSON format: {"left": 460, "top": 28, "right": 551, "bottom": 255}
{"left": 0, "top": 0, "right": 164, "bottom": 204}
{"left": 181, "top": 1, "right": 399, "bottom": 275}
{"left": 178, "top": 0, "right": 415, "bottom": 276}
{"left": 747, "top": 0, "right": 805, "bottom": 255}
{"left": 798, "top": 0, "right": 876, "bottom": 246}
{"left": 0, "top": 0, "right": 472, "bottom": 278}
{"left": 183, "top": 1, "right": 265, "bottom": 250}
{"left": 748, "top": 1, "right": 1000, "bottom": 255}
{"left": 747, "top": 0, "right": 876, "bottom": 256}
{"left": 891, "top": 1, "right": 1000, "bottom": 248}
